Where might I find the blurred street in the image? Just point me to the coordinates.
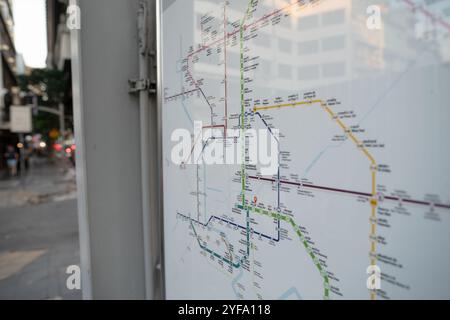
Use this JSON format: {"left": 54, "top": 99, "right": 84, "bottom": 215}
{"left": 0, "top": 158, "right": 80, "bottom": 300}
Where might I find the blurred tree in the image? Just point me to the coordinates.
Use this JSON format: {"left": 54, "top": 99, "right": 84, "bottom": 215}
{"left": 18, "top": 69, "right": 68, "bottom": 140}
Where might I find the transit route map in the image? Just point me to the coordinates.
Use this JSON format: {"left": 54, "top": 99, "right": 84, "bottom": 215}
{"left": 161, "top": 0, "right": 450, "bottom": 299}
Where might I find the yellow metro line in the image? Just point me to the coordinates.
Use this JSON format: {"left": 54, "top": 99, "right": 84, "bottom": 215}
{"left": 254, "top": 98, "right": 380, "bottom": 299}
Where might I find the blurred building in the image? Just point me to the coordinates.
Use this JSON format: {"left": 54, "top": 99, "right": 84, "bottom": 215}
{"left": 194, "top": 0, "right": 450, "bottom": 97}
{"left": 0, "top": 0, "right": 21, "bottom": 173}
{"left": 46, "top": 0, "right": 73, "bottom": 136}
{"left": 46, "top": 0, "right": 70, "bottom": 70}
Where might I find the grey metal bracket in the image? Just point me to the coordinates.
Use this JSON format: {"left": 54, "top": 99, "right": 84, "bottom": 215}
{"left": 128, "top": 78, "right": 156, "bottom": 94}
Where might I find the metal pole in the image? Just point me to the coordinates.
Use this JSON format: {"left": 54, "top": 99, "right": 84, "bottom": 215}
{"left": 156, "top": 0, "right": 166, "bottom": 299}
{"left": 59, "top": 102, "right": 65, "bottom": 137}
{"left": 138, "top": 0, "right": 154, "bottom": 300}
{"left": 69, "top": 0, "right": 93, "bottom": 300}
{"left": 19, "top": 133, "right": 25, "bottom": 176}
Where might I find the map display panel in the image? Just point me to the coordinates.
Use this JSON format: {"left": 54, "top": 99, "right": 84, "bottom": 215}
{"left": 161, "top": 0, "right": 450, "bottom": 299}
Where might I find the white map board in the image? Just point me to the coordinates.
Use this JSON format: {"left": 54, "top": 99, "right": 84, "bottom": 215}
{"left": 161, "top": 0, "right": 450, "bottom": 299}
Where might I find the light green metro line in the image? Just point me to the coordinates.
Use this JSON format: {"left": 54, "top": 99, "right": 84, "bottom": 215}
{"left": 237, "top": 204, "right": 330, "bottom": 298}
{"left": 188, "top": 0, "right": 330, "bottom": 299}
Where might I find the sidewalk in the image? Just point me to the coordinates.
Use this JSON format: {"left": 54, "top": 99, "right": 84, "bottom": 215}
{"left": 0, "top": 158, "right": 81, "bottom": 300}
{"left": 0, "top": 157, "right": 77, "bottom": 208}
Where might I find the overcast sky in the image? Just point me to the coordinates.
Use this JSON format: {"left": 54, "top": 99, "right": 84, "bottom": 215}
{"left": 12, "top": 0, "right": 47, "bottom": 68}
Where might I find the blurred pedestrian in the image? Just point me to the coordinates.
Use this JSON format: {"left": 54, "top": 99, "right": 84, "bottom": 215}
{"left": 4, "top": 145, "right": 18, "bottom": 177}
{"left": 24, "top": 146, "right": 32, "bottom": 172}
